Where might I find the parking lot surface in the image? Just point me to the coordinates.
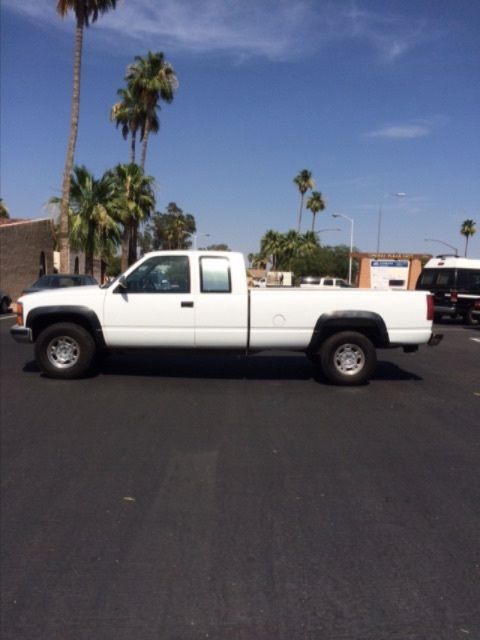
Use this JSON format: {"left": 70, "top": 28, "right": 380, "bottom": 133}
{"left": 1, "top": 317, "right": 479, "bottom": 639}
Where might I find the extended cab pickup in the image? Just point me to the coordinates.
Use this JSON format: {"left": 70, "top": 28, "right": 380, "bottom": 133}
{"left": 11, "top": 251, "right": 442, "bottom": 385}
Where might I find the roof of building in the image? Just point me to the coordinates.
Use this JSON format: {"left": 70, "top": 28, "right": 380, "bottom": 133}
{"left": 0, "top": 218, "right": 51, "bottom": 227}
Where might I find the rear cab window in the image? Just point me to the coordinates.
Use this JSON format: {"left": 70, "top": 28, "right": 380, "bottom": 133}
{"left": 200, "top": 257, "right": 231, "bottom": 293}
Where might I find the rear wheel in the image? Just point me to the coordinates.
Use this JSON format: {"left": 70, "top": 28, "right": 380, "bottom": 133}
{"left": 319, "top": 331, "right": 377, "bottom": 385}
{"left": 35, "top": 323, "right": 96, "bottom": 379}
{"left": 465, "top": 307, "right": 479, "bottom": 326}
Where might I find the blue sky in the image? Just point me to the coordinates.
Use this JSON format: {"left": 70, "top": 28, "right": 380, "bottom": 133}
{"left": 1, "top": 0, "right": 479, "bottom": 257}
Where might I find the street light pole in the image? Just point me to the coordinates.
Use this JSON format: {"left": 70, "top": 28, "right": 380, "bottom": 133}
{"left": 191, "top": 233, "right": 210, "bottom": 250}
{"left": 332, "top": 213, "right": 354, "bottom": 284}
{"left": 424, "top": 238, "right": 458, "bottom": 256}
{"left": 376, "top": 192, "right": 406, "bottom": 254}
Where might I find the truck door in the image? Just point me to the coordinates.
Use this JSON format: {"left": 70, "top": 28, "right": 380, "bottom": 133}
{"left": 103, "top": 254, "right": 195, "bottom": 347}
{"left": 194, "top": 255, "right": 248, "bottom": 348}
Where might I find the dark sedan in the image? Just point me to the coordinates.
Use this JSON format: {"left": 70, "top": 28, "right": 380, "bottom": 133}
{"left": 0, "top": 288, "right": 11, "bottom": 313}
{"left": 22, "top": 274, "right": 98, "bottom": 295}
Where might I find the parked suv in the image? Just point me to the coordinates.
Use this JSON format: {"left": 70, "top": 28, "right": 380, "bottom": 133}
{"left": 416, "top": 256, "right": 480, "bottom": 325}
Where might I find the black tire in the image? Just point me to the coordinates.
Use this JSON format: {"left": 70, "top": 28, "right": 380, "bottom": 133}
{"left": 319, "top": 331, "right": 377, "bottom": 386}
{"left": 34, "top": 322, "right": 96, "bottom": 379}
{"left": 465, "top": 307, "right": 479, "bottom": 326}
{"left": 306, "top": 350, "right": 320, "bottom": 365}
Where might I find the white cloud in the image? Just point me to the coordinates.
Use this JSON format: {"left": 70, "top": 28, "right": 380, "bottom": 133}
{"left": 3, "top": 0, "right": 438, "bottom": 63}
{"left": 340, "top": 3, "right": 433, "bottom": 63}
{"left": 365, "top": 116, "right": 448, "bottom": 140}
{"left": 366, "top": 125, "right": 430, "bottom": 140}
{"left": 3, "top": 0, "right": 315, "bottom": 61}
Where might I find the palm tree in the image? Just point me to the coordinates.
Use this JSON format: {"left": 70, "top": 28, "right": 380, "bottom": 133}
{"left": 248, "top": 253, "right": 267, "bottom": 269}
{"left": 125, "top": 51, "right": 178, "bottom": 170}
{"left": 53, "top": 166, "right": 120, "bottom": 276}
{"left": 306, "top": 191, "right": 326, "bottom": 231}
{"left": 460, "top": 219, "right": 477, "bottom": 257}
{"left": 56, "top": 0, "right": 118, "bottom": 274}
{"left": 110, "top": 87, "right": 144, "bottom": 165}
{"left": 260, "top": 230, "right": 284, "bottom": 270}
{"left": 109, "top": 164, "right": 156, "bottom": 269}
{"left": 0, "top": 198, "right": 9, "bottom": 219}
{"left": 299, "top": 231, "right": 320, "bottom": 255}
{"left": 293, "top": 169, "right": 315, "bottom": 232}
{"left": 110, "top": 87, "right": 161, "bottom": 165}
{"left": 281, "top": 230, "right": 303, "bottom": 270}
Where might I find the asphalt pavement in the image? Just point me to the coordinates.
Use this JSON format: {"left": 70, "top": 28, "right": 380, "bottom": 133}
{"left": 1, "top": 316, "right": 479, "bottom": 640}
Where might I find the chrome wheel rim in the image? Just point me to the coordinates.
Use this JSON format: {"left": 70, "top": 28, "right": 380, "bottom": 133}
{"left": 333, "top": 343, "right": 365, "bottom": 376}
{"left": 47, "top": 336, "right": 80, "bottom": 369}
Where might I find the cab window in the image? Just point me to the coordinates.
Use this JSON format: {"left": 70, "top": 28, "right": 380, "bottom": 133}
{"left": 124, "top": 255, "right": 190, "bottom": 293}
{"left": 200, "top": 257, "right": 231, "bottom": 293}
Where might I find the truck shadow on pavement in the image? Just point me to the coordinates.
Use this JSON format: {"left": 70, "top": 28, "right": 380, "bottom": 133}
{"left": 23, "top": 353, "right": 422, "bottom": 382}
{"left": 88, "top": 353, "right": 421, "bottom": 383}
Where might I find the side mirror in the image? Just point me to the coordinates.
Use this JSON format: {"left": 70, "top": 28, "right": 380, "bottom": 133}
{"left": 114, "top": 275, "right": 128, "bottom": 293}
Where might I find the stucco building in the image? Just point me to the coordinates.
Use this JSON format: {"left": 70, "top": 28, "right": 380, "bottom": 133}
{"left": 0, "top": 218, "right": 55, "bottom": 302}
{"left": 353, "top": 253, "right": 431, "bottom": 290}
{"left": 0, "top": 218, "right": 102, "bottom": 302}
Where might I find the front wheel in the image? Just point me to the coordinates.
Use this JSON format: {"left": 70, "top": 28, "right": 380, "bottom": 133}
{"left": 319, "top": 331, "right": 377, "bottom": 385}
{"left": 35, "top": 323, "right": 96, "bottom": 379}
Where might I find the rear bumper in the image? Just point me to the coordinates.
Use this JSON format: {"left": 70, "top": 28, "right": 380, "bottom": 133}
{"left": 10, "top": 326, "right": 33, "bottom": 343}
{"left": 428, "top": 332, "right": 443, "bottom": 346}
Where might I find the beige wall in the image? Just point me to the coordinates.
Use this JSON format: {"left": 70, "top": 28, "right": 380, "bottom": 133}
{"left": 0, "top": 219, "right": 54, "bottom": 302}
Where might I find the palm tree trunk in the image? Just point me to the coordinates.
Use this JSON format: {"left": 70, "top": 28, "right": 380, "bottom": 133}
{"left": 59, "top": 13, "right": 85, "bottom": 273}
{"left": 297, "top": 194, "right": 304, "bottom": 232}
{"left": 121, "top": 227, "right": 129, "bottom": 272}
{"left": 85, "top": 251, "right": 94, "bottom": 276}
{"left": 128, "top": 218, "right": 137, "bottom": 265}
{"left": 465, "top": 235, "right": 469, "bottom": 257}
{"left": 140, "top": 117, "right": 151, "bottom": 170}
{"left": 100, "top": 259, "right": 107, "bottom": 284}
{"left": 85, "top": 222, "right": 95, "bottom": 276}
{"left": 130, "top": 130, "right": 137, "bottom": 165}
{"left": 133, "top": 117, "right": 152, "bottom": 263}
{"left": 311, "top": 212, "right": 316, "bottom": 232}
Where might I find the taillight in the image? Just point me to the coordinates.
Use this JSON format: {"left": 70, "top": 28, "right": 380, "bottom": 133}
{"left": 16, "top": 302, "right": 24, "bottom": 326}
{"left": 427, "top": 294, "right": 434, "bottom": 321}
{"left": 450, "top": 291, "right": 458, "bottom": 302}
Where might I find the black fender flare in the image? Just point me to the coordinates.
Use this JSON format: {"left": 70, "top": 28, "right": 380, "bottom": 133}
{"left": 26, "top": 306, "right": 106, "bottom": 348}
{"left": 307, "top": 310, "right": 390, "bottom": 353}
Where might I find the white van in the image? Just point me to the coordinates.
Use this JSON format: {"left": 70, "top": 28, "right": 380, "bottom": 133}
{"left": 299, "top": 276, "right": 351, "bottom": 288}
{"left": 416, "top": 256, "right": 480, "bottom": 324}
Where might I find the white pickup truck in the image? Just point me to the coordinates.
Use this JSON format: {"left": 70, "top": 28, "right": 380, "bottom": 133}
{"left": 11, "top": 251, "right": 442, "bottom": 385}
